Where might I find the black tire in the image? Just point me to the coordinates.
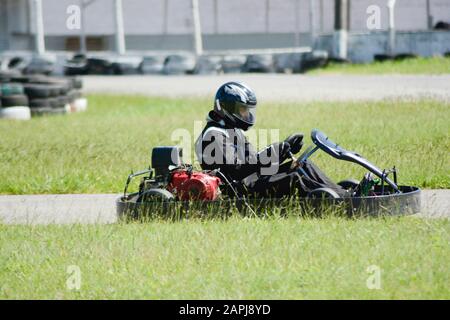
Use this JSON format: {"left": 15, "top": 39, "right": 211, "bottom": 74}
{"left": 0, "top": 70, "right": 21, "bottom": 82}
{"left": 374, "top": 54, "right": 394, "bottom": 62}
{"left": 65, "top": 66, "right": 88, "bottom": 76}
{"left": 68, "top": 90, "right": 82, "bottom": 102}
{"left": 71, "top": 77, "right": 83, "bottom": 89}
{"left": 1, "top": 94, "right": 29, "bottom": 107}
{"left": 112, "top": 63, "right": 122, "bottom": 75}
{"left": 434, "top": 21, "right": 450, "bottom": 30}
{"left": 10, "top": 74, "right": 45, "bottom": 84}
{"left": 48, "top": 85, "right": 62, "bottom": 97}
{"left": 35, "top": 78, "right": 73, "bottom": 93}
{"left": 50, "top": 107, "right": 66, "bottom": 115}
{"left": 23, "top": 84, "right": 52, "bottom": 98}
{"left": 136, "top": 188, "right": 174, "bottom": 203}
{"left": 327, "top": 57, "right": 351, "bottom": 64}
{"left": 29, "top": 98, "right": 51, "bottom": 108}
{"left": 1, "top": 83, "right": 24, "bottom": 96}
{"left": 308, "top": 187, "right": 341, "bottom": 199}
{"left": 394, "top": 53, "right": 418, "bottom": 61}
{"left": 30, "top": 107, "right": 53, "bottom": 116}
{"left": 57, "top": 95, "right": 69, "bottom": 106}
{"left": 134, "top": 188, "right": 174, "bottom": 218}
{"left": 301, "top": 58, "right": 329, "bottom": 73}
{"left": 48, "top": 97, "right": 61, "bottom": 108}
{"left": 58, "top": 84, "right": 70, "bottom": 95}
{"left": 337, "top": 179, "right": 360, "bottom": 190}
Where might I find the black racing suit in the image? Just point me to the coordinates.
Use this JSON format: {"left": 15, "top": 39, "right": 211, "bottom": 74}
{"left": 195, "top": 111, "right": 347, "bottom": 198}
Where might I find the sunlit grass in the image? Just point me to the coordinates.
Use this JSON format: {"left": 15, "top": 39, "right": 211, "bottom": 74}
{"left": 1, "top": 216, "right": 449, "bottom": 299}
{"left": 310, "top": 56, "right": 450, "bottom": 75}
{"left": 1, "top": 95, "right": 449, "bottom": 300}
{"left": 0, "top": 94, "right": 448, "bottom": 194}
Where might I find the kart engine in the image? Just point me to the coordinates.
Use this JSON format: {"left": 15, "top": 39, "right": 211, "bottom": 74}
{"left": 168, "top": 169, "right": 221, "bottom": 201}
{"left": 151, "top": 146, "right": 221, "bottom": 201}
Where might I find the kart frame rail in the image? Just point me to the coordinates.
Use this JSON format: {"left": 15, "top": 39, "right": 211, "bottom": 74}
{"left": 117, "top": 129, "right": 421, "bottom": 219}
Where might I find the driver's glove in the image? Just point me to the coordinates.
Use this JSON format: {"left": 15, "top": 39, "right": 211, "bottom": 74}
{"left": 257, "top": 141, "right": 291, "bottom": 167}
{"left": 284, "top": 133, "right": 304, "bottom": 154}
{"left": 278, "top": 141, "right": 292, "bottom": 161}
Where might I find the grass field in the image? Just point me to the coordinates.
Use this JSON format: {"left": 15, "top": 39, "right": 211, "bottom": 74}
{"left": 0, "top": 95, "right": 448, "bottom": 194}
{"left": 310, "top": 56, "right": 450, "bottom": 75}
{"left": 1, "top": 216, "right": 449, "bottom": 299}
{"left": 1, "top": 94, "right": 449, "bottom": 299}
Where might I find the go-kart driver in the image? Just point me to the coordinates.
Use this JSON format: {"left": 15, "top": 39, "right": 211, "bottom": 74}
{"left": 195, "top": 81, "right": 348, "bottom": 198}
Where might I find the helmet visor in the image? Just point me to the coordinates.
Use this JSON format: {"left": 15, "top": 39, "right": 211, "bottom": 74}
{"left": 234, "top": 102, "right": 256, "bottom": 124}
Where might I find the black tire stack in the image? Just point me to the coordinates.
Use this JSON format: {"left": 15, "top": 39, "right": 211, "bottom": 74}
{"left": 0, "top": 82, "right": 29, "bottom": 108}
{"left": 0, "top": 72, "right": 84, "bottom": 118}
{"left": 0, "top": 71, "right": 32, "bottom": 120}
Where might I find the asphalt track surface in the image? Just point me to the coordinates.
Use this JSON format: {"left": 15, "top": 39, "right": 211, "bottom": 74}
{"left": 0, "top": 190, "right": 448, "bottom": 224}
{"left": 1, "top": 74, "right": 448, "bottom": 224}
{"left": 83, "top": 74, "right": 450, "bottom": 102}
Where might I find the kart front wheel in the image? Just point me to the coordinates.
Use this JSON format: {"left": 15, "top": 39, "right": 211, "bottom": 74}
{"left": 308, "top": 187, "right": 341, "bottom": 199}
{"left": 337, "top": 179, "right": 359, "bottom": 190}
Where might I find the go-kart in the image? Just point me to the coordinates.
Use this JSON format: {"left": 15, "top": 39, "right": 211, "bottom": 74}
{"left": 116, "top": 129, "right": 421, "bottom": 218}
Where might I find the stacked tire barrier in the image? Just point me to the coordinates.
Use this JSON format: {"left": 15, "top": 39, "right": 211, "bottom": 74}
{"left": 0, "top": 72, "right": 86, "bottom": 120}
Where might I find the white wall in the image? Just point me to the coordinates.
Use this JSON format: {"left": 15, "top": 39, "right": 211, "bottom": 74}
{"left": 38, "top": 0, "right": 450, "bottom": 36}
{"left": 42, "top": 0, "right": 115, "bottom": 35}
{"left": 4, "top": 0, "right": 450, "bottom": 36}
{"left": 350, "top": 0, "right": 450, "bottom": 32}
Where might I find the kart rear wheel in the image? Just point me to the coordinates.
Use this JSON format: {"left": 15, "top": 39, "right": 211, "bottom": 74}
{"left": 337, "top": 179, "right": 359, "bottom": 190}
{"left": 134, "top": 188, "right": 174, "bottom": 218}
{"left": 308, "top": 187, "right": 340, "bottom": 199}
{"left": 136, "top": 188, "right": 174, "bottom": 203}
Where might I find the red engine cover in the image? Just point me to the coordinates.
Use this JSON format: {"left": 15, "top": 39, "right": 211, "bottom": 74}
{"left": 168, "top": 170, "right": 221, "bottom": 201}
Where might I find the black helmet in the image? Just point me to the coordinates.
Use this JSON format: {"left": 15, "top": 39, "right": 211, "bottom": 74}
{"left": 213, "top": 81, "right": 257, "bottom": 130}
